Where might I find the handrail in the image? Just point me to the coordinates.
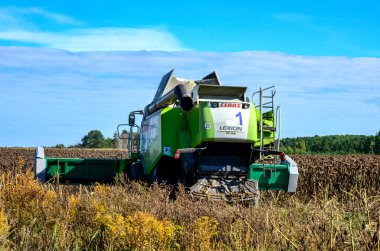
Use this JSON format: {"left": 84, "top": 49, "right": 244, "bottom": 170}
{"left": 128, "top": 125, "right": 140, "bottom": 158}
{"left": 260, "top": 88, "right": 263, "bottom": 151}
{"left": 251, "top": 85, "right": 276, "bottom": 104}
{"left": 276, "top": 106, "right": 281, "bottom": 151}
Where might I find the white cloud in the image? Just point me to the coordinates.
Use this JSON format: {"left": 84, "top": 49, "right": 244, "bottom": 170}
{"left": 0, "top": 48, "right": 379, "bottom": 146}
{"left": 0, "top": 6, "right": 186, "bottom": 51}
{"left": 273, "top": 13, "right": 313, "bottom": 23}
{"left": 0, "top": 27, "right": 187, "bottom": 51}
{"left": 0, "top": 6, "right": 82, "bottom": 26}
{"left": 19, "top": 7, "right": 82, "bottom": 25}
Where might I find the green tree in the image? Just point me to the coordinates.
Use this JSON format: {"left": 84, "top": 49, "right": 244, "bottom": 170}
{"left": 81, "top": 130, "right": 106, "bottom": 148}
{"left": 103, "top": 137, "right": 114, "bottom": 148}
{"left": 374, "top": 131, "right": 380, "bottom": 154}
{"left": 295, "top": 139, "right": 307, "bottom": 154}
{"left": 364, "top": 136, "right": 374, "bottom": 154}
{"left": 281, "top": 134, "right": 376, "bottom": 154}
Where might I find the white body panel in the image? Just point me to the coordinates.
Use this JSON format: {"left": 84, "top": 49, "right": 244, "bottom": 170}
{"left": 285, "top": 155, "right": 299, "bottom": 193}
{"left": 209, "top": 102, "right": 251, "bottom": 142}
{"left": 34, "top": 146, "right": 46, "bottom": 182}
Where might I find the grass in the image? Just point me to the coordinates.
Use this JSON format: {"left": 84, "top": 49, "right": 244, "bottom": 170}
{"left": 0, "top": 150, "right": 379, "bottom": 250}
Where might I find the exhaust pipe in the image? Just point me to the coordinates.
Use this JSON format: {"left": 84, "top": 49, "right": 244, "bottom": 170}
{"left": 145, "top": 84, "right": 193, "bottom": 115}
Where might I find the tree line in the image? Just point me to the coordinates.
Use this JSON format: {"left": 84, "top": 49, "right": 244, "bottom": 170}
{"left": 280, "top": 131, "right": 380, "bottom": 154}
{"left": 55, "top": 130, "right": 129, "bottom": 149}
{"left": 55, "top": 129, "right": 380, "bottom": 154}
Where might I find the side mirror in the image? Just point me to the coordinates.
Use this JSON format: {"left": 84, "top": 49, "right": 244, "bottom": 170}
{"left": 128, "top": 113, "right": 135, "bottom": 125}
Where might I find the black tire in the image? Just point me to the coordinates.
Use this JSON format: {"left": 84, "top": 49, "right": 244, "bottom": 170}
{"left": 128, "top": 162, "right": 145, "bottom": 181}
{"left": 148, "top": 167, "right": 169, "bottom": 185}
{"left": 181, "top": 172, "right": 194, "bottom": 187}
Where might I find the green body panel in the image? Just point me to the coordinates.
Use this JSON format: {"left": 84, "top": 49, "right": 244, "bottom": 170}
{"left": 248, "top": 163, "right": 290, "bottom": 190}
{"left": 247, "top": 105, "right": 258, "bottom": 142}
{"left": 188, "top": 106, "right": 201, "bottom": 146}
{"left": 141, "top": 106, "right": 194, "bottom": 174}
{"left": 200, "top": 102, "right": 215, "bottom": 142}
{"left": 142, "top": 99, "right": 275, "bottom": 172}
{"left": 253, "top": 109, "right": 276, "bottom": 147}
{"left": 188, "top": 102, "right": 215, "bottom": 147}
{"left": 161, "top": 107, "right": 190, "bottom": 156}
{"left": 45, "top": 157, "right": 131, "bottom": 182}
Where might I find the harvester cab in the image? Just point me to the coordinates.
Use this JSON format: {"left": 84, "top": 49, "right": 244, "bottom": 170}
{"left": 35, "top": 69, "right": 298, "bottom": 203}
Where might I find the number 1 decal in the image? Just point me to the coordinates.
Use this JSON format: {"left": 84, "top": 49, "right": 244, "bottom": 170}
{"left": 236, "top": 112, "right": 243, "bottom": 125}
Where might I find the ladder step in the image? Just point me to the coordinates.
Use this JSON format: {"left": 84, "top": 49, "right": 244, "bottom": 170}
{"left": 262, "top": 126, "right": 276, "bottom": 131}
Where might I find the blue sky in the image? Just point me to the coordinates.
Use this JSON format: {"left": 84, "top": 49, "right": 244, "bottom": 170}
{"left": 0, "top": 1, "right": 379, "bottom": 146}
{"left": 1, "top": 1, "right": 380, "bottom": 55}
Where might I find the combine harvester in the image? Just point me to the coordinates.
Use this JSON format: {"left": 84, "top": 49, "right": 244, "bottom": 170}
{"left": 35, "top": 69, "right": 298, "bottom": 203}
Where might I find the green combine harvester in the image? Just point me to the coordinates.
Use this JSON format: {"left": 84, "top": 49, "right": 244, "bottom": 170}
{"left": 35, "top": 69, "right": 298, "bottom": 203}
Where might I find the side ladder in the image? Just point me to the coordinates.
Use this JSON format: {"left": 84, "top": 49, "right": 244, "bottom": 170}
{"left": 252, "top": 86, "right": 281, "bottom": 160}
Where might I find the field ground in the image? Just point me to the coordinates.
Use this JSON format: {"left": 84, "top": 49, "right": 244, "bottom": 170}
{"left": 0, "top": 148, "right": 379, "bottom": 250}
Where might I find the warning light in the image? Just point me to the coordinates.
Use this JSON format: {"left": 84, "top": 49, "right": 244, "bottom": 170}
{"left": 174, "top": 150, "right": 180, "bottom": 159}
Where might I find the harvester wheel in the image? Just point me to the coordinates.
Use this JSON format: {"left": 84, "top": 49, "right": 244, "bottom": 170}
{"left": 128, "top": 162, "right": 145, "bottom": 181}
{"left": 148, "top": 168, "right": 169, "bottom": 185}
